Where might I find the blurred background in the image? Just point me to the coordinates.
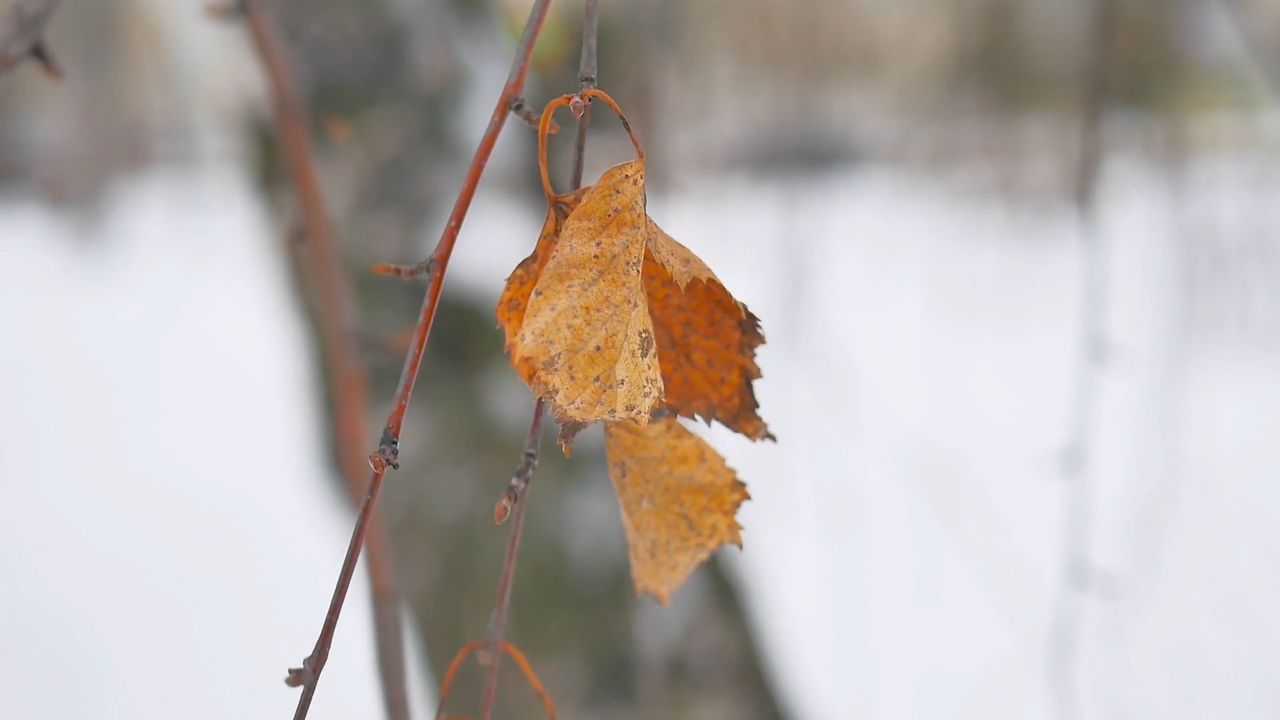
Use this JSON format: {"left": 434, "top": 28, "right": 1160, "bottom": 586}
{"left": 2, "top": 0, "right": 1279, "bottom": 718}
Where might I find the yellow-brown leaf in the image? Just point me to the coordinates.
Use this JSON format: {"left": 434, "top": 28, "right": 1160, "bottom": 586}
{"left": 513, "top": 161, "right": 663, "bottom": 425}
{"left": 496, "top": 188, "right": 587, "bottom": 384}
{"left": 644, "top": 221, "right": 773, "bottom": 440}
{"left": 604, "top": 416, "right": 750, "bottom": 603}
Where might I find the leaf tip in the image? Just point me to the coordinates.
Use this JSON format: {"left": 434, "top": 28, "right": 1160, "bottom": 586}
{"left": 638, "top": 585, "right": 672, "bottom": 606}
{"left": 557, "top": 419, "right": 587, "bottom": 456}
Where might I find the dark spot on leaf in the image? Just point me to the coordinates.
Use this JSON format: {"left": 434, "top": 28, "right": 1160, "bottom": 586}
{"left": 638, "top": 329, "right": 654, "bottom": 359}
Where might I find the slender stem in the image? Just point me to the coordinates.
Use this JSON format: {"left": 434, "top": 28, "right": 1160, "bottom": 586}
{"left": 479, "top": 8, "right": 602, "bottom": 717}
{"left": 480, "top": 401, "right": 544, "bottom": 719}
{"left": 287, "top": 469, "right": 387, "bottom": 709}
{"left": 0, "top": 0, "right": 61, "bottom": 78}
{"left": 538, "top": 89, "right": 642, "bottom": 200}
{"left": 240, "top": 3, "right": 410, "bottom": 718}
{"left": 570, "top": 0, "right": 599, "bottom": 189}
{"left": 261, "top": 0, "right": 557, "bottom": 717}
{"left": 381, "top": 0, "right": 553, "bottom": 438}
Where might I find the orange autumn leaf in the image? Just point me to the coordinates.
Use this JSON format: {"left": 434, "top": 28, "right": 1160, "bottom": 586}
{"left": 511, "top": 160, "right": 663, "bottom": 425}
{"left": 604, "top": 416, "right": 750, "bottom": 603}
{"left": 496, "top": 187, "right": 587, "bottom": 384}
{"left": 497, "top": 190, "right": 771, "bottom": 442}
{"left": 643, "top": 221, "right": 773, "bottom": 440}
{"left": 494, "top": 88, "right": 769, "bottom": 604}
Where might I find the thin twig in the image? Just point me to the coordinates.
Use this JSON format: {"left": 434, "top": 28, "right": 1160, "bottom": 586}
{"left": 373, "top": 258, "right": 435, "bottom": 281}
{"left": 1049, "top": 0, "right": 1115, "bottom": 718}
{"left": 479, "top": 7, "right": 602, "bottom": 717}
{"left": 570, "top": 0, "right": 599, "bottom": 190}
{"left": 479, "top": 401, "right": 543, "bottom": 719}
{"left": 238, "top": 3, "right": 410, "bottom": 719}
{"left": 492, "top": 401, "right": 546, "bottom": 526}
{"left": 269, "top": 0, "right": 556, "bottom": 717}
{"left": 0, "top": 0, "right": 61, "bottom": 78}
{"left": 513, "top": 96, "right": 561, "bottom": 133}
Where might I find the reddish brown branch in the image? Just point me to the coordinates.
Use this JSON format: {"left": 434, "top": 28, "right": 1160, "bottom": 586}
{"left": 253, "top": 0, "right": 557, "bottom": 717}
{"left": 0, "top": 0, "right": 61, "bottom": 78}
{"left": 479, "top": 5, "right": 602, "bottom": 717}
{"left": 379, "top": 0, "right": 553, "bottom": 437}
{"left": 238, "top": 2, "right": 410, "bottom": 719}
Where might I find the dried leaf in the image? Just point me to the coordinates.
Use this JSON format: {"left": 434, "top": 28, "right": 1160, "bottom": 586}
{"left": 644, "top": 222, "right": 773, "bottom": 440}
{"left": 604, "top": 416, "right": 750, "bottom": 603}
{"left": 496, "top": 188, "right": 587, "bottom": 384}
{"left": 511, "top": 160, "right": 663, "bottom": 425}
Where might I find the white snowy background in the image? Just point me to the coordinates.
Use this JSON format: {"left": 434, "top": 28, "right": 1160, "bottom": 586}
{"left": 2, "top": 2, "right": 1279, "bottom": 719}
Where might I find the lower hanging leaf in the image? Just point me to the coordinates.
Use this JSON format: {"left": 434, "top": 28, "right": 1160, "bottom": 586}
{"left": 603, "top": 416, "right": 750, "bottom": 604}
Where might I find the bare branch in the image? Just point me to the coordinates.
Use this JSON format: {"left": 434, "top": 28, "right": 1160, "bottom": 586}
{"left": 512, "top": 96, "right": 561, "bottom": 133}
{"left": 0, "top": 0, "right": 62, "bottom": 78}
{"left": 480, "top": 4, "right": 601, "bottom": 717}
{"left": 570, "top": 0, "right": 599, "bottom": 189}
{"left": 492, "top": 401, "right": 545, "bottom": 527}
{"left": 480, "top": 401, "right": 545, "bottom": 720}
{"left": 372, "top": 259, "right": 435, "bottom": 281}
{"left": 250, "top": 0, "right": 559, "bottom": 716}
{"left": 237, "top": 2, "right": 410, "bottom": 718}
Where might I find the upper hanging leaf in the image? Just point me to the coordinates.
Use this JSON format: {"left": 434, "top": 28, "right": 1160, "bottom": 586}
{"left": 510, "top": 160, "right": 663, "bottom": 425}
